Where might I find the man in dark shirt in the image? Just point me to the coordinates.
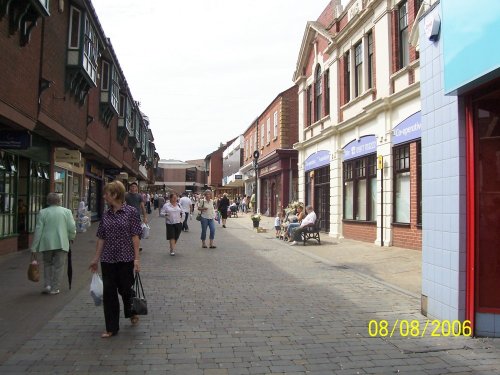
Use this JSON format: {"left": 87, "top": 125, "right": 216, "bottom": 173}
{"left": 125, "top": 182, "right": 148, "bottom": 251}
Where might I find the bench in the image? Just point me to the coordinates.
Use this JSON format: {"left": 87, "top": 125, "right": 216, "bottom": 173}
{"left": 229, "top": 206, "right": 238, "bottom": 218}
{"left": 300, "top": 217, "right": 321, "bottom": 245}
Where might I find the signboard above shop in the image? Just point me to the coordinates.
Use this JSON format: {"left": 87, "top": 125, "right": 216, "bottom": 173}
{"left": 392, "top": 112, "right": 421, "bottom": 145}
{"left": 343, "top": 135, "right": 377, "bottom": 161}
{"left": 0, "top": 131, "right": 31, "bottom": 150}
{"left": 55, "top": 148, "right": 81, "bottom": 164}
{"left": 304, "top": 150, "right": 330, "bottom": 172}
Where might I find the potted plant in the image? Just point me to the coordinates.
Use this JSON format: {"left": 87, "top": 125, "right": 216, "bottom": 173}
{"left": 251, "top": 213, "right": 261, "bottom": 228}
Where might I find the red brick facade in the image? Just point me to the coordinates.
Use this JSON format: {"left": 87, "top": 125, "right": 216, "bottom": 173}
{"left": 343, "top": 222, "right": 377, "bottom": 243}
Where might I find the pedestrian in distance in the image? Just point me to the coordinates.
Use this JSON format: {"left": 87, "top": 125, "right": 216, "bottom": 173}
{"left": 158, "top": 194, "right": 165, "bottom": 216}
{"left": 125, "top": 182, "right": 147, "bottom": 252}
{"left": 153, "top": 192, "right": 159, "bottom": 210}
{"left": 290, "top": 205, "right": 317, "bottom": 246}
{"left": 240, "top": 195, "right": 247, "bottom": 213}
{"left": 179, "top": 193, "right": 192, "bottom": 232}
{"left": 31, "top": 193, "right": 76, "bottom": 295}
{"left": 198, "top": 190, "right": 217, "bottom": 249}
{"left": 217, "top": 193, "right": 230, "bottom": 228}
{"left": 160, "top": 192, "right": 184, "bottom": 256}
{"left": 89, "top": 181, "right": 142, "bottom": 338}
{"left": 274, "top": 211, "right": 282, "bottom": 239}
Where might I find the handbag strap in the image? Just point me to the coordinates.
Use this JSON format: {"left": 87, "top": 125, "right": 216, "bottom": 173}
{"left": 30, "top": 252, "right": 37, "bottom": 261}
{"left": 134, "top": 272, "right": 146, "bottom": 299}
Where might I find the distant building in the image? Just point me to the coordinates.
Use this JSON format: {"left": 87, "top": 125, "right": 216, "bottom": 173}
{"left": 154, "top": 159, "right": 205, "bottom": 194}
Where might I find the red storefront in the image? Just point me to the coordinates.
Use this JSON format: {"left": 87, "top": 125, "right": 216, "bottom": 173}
{"left": 258, "top": 150, "right": 298, "bottom": 217}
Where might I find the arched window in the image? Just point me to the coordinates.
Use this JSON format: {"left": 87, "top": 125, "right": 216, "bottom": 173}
{"left": 314, "top": 65, "right": 322, "bottom": 122}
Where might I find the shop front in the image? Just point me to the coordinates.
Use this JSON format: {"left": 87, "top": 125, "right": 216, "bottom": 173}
{"left": 342, "top": 136, "right": 377, "bottom": 242}
{"left": 85, "top": 162, "right": 104, "bottom": 221}
{"left": 259, "top": 150, "right": 297, "bottom": 218}
{"left": 304, "top": 150, "right": 330, "bottom": 232}
{"left": 0, "top": 133, "right": 50, "bottom": 253}
{"left": 54, "top": 148, "right": 84, "bottom": 214}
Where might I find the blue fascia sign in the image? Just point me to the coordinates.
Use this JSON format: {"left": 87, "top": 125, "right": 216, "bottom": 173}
{"left": 392, "top": 111, "right": 422, "bottom": 145}
{"left": 304, "top": 150, "right": 330, "bottom": 172}
{"left": 343, "top": 135, "right": 377, "bottom": 161}
{"left": 0, "top": 131, "right": 31, "bottom": 150}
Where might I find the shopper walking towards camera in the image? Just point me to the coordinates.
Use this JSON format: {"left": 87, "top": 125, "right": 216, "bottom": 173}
{"left": 89, "top": 181, "right": 142, "bottom": 338}
{"left": 160, "top": 192, "right": 183, "bottom": 256}
{"left": 31, "top": 192, "right": 76, "bottom": 295}
{"left": 198, "top": 190, "right": 216, "bottom": 248}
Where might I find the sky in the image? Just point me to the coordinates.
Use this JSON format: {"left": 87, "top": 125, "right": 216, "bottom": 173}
{"left": 91, "top": 0, "right": 336, "bottom": 162}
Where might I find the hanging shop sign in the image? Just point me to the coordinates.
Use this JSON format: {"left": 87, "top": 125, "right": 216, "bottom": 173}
{"left": 343, "top": 135, "right": 377, "bottom": 161}
{"left": 392, "top": 112, "right": 422, "bottom": 145}
{"left": 304, "top": 150, "right": 330, "bottom": 172}
{"left": 55, "top": 148, "right": 81, "bottom": 164}
{"left": 0, "top": 131, "right": 31, "bottom": 150}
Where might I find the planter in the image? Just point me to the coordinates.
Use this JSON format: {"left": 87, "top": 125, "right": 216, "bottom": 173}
{"left": 252, "top": 220, "right": 260, "bottom": 228}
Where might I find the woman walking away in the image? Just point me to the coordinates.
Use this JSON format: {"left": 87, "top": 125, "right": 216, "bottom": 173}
{"left": 89, "top": 181, "right": 142, "bottom": 338}
{"left": 160, "top": 192, "right": 183, "bottom": 256}
{"left": 31, "top": 193, "right": 76, "bottom": 295}
{"left": 198, "top": 190, "right": 216, "bottom": 248}
{"left": 217, "top": 193, "right": 230, "bottom": 228}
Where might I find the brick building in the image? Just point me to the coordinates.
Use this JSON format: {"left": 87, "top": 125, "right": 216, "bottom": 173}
{"left": 154, "top": 159, "right": 206, "bottom": 194}
{"left": 240, "top": 85, "right": 299, "bottom": 217}
{"left": 293, "top": 0, "right": 422, "bottom": 247}
{"left": 0, "top": 0, "right": 157, "bottom": 254}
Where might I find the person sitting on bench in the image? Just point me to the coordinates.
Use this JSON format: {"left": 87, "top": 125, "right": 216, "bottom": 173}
{"left": 289, "top": 205, "right": 317, "bottom": 246}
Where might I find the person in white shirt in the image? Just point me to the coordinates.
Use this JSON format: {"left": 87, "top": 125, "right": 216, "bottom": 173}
{"left": 160, "top": 193, "right": 184, "bottom": 256}
{"left": 274, "top": 212, "right": 282, "bottom": 239}
{"left": 290, "top": 206, "right": 317, "bottom": 246}
{"left": 179, "top": 193, "right": 192, "bottom": 232}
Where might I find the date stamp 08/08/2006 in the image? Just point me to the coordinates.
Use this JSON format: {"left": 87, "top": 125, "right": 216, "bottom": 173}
{"left": 368, "top": 319, "right": 472, "bottom": 338}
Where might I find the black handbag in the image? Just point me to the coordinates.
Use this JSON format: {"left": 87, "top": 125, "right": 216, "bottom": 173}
{"left": 131, "top": 272, "right": 148, "bottom": 315}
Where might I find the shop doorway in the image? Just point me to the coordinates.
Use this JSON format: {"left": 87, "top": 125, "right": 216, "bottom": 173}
{"left": 473, "top": 85, "right": 500, "bottom": 314}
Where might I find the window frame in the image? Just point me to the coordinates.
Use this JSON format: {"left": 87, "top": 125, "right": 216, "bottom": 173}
{"left": 354, "top": 41, "right": 363, "bottom": 97}
{"left": 260, "top": 124, "right": 265, "bottom": 149}
{"left": 266, "top": 117, "right": 271, "bottom": 145}
{"left": 82, "top": 15, "right": 99, "bottom": 85}
{"left": 393, "top": 143, "right": 411, "bottom": 223}
{"left": 343, "top": 154, "right": 377, "bottom": 221}
{"left": 324, "top": 69, "right": 330, "bottom": 116}
{"left": 314, "top": 65, "right": 322, "bottom": 122}
{"left": 307, "top": 85, "right": 313, "bottom": 126}
{"left": 344, "top": 51, "right": 351, "bottom": 104}
{"left": 398, "top": 0, "right": 409, "bottom": 69}
{"left": 68, "top": 6, "right": 81, "bottom": 49}
{"left": 367, "top": 31, "right": 374, "bottom": 89}
{"left": 273, "top": 111, "right": 278, "bottom": 140}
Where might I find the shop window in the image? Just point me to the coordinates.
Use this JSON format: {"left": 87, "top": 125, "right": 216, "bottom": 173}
{"left": 355, "top": 41, "right": 363, "bottom": 97}
{"left": 314, "top": 65, "right": 322, "bottom": 121}
{"left": 394, "top": 144, "right": 410, "bottom": 223}
{"left": 343, "top": 154, "right": 376, "bottom": 221}
{"left": 0, "top": 153, "right": 17, "bottom": 237}
{"left": 398, "top": 1, "right": 409, "bottom": 70}
{"left": 28, "top": 162, "right": 49, "bottom": 233}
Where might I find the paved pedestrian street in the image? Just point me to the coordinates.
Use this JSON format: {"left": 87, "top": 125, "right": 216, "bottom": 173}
{"left": 1, "top": 214, "right": 499, "bottom": 375}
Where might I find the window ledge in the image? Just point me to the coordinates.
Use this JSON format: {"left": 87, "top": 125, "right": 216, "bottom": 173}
{"left": 391, "top": 222, "right": 410, "bottom": 228}
{"left": 390, "top": 59, "right": 420, "bottom": 81}
{"left": 342, "top": 219, "right": 376, "bottom": 225}
{"left": 305, "top": 114, "right": 331, "bottom": 131}
{"left": 340, "top": 88, "right": 375, "bottom": 111}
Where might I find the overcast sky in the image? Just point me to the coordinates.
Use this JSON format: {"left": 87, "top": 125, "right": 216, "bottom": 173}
{"left": 91, "top": 0, "right": 335, "bottom": 162}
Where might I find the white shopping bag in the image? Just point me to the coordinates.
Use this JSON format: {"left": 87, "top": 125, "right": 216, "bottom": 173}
{"left": 141, "top": 223, "right": 150, "bottom": 239}
{"left": 90, "top": 273, "right": 103, "bottom": 306}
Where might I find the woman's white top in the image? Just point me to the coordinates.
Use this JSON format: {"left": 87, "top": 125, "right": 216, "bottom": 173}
{"left": 160, "top": 202, "right": 183, "bottom": 224}
{"left": 198, "top": 199, "right": 215, "bottom": 219}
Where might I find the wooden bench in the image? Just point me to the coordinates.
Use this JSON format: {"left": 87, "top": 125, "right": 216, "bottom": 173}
{"left": 300, "top": 217, "right": 321, "bottom": 245}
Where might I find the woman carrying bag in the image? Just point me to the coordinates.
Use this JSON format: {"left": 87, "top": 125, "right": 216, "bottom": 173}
{"left": 89, "top": 181, "right": 142, "bottom": 338}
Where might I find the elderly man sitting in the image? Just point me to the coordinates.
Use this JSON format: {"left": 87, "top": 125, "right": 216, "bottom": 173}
{"left": 289, "top": 205, "right": 316, "bottom": 246}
